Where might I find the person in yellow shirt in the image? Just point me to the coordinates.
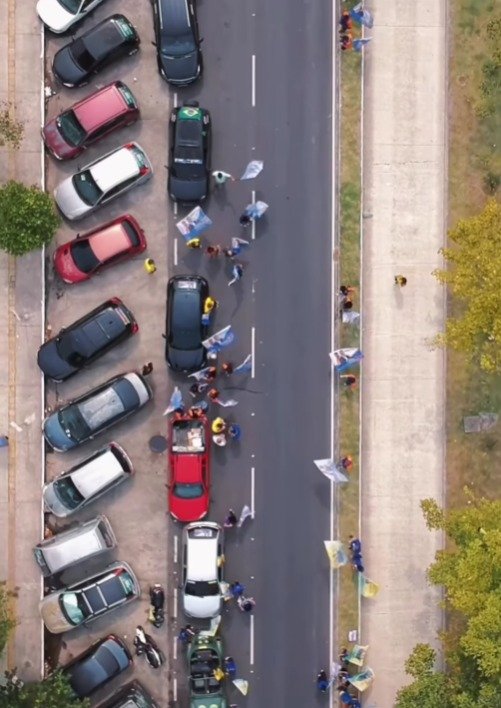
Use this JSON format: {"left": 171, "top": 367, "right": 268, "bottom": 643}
{"left": 212, "top": 417, "right": 226, "bottom": 434}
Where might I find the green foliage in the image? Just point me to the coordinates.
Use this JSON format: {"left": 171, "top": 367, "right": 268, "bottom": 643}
{"left": 0, "top": 181, "right": 60, "bottom": 256}
{"left": 0, "top": 670, "right": 90, "bottom": 708}
{"left": 432, "top": 199, "right": 501, "bottom": 372}
{"left": 0, "top": 583, "right": 16, "bottom": 657}
{"left": 395, "top": 667, "right": 453, "bottom": 708}
{"left": 404, "top": 643, "right": 437, "bottom": 678}
{"left": 476, "top": 13, "right": 501, "bottom": 118}
{"left": 0, "top": 103, "right": 23, "bottom": 149}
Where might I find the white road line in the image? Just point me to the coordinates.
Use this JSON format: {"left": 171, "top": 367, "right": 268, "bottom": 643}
{"left": 250, "top": 614, "right": 255, "bottom": 665}
{"left": 251, "top": 54, "right": 256, "bottom": 107}
{"left": 173, "top": 587, "right": 178, "bottom": 620}
{"left": 173, "top": 200, "right": 178, "bottom": 217}
{"left": 173, "top": 637, "right": 178, "bottom": 661}
{"left": 174, "top": 533, "right": 179, "bottom": 563}
{"left": 251, "top": 189, "right": 256, "bottom": 240}
{"left": 251, "top": 466, "right": 255, "bottom": 517}
{"left": 251, "top": 326, "right": 256, "bottom": 379}
{"left": 174, "top": 92, "right": 178, "bottom": 108}
{"left": 174, "top": 237, "right": 178, "bottom": 266}
{"left": 173, "top": 677, "right": 177, "bottom": 702}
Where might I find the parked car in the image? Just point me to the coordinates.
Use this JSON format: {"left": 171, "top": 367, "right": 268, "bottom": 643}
{"left": 37, "top": 299, "right": 137, "bottom": 382}
{"left": 187, "top": 634, "right": 227, "bottom": 707}
{"left": 37, "top": 0, "right": 109, "bottom": 34}
{"left": 52, "top": 14, "right": 140, "bottom": 88}
{"left": 165, "top": 275, "right": 208, "bottom": 372}
{"left": 181, "top": 522, "right": 224, "bottom": 618}
{"left": 54, "top": 142, "right": 152, "bottom": 221}
{"left": 61, "top": 634, "right": 132, "bottom": 699}
{"left": 169, "top": 414, "right": 210, "bottom": 522}
{"left": 33, "top": 515, "right": 116, "bottom": 577}
{"left": 169, "top": 101, "right": 211, "bottom": 203}
{"left": 40, "top": 561, "right": 140, "bottom": 633}
{"left": 152, "top": 0, "right": 202, "bottom": 86}
{"left": 54, "top": 214, "right": 147, "bottom": 283}
{"left": 43, "top": 442, "right": 133, "bottom": 517}
{"left": 97, "top": 680, "right": 160, "bottom": 708}
{"left": 43, "top": 372, "right": 152, "bottom": 452}
{"left": 43, "top": 82, "right": 140, "bottom": 160}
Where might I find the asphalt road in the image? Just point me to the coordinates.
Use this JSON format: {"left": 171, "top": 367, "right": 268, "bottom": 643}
{"left": 171, "top": 0, "right": 335, "bottom": 705}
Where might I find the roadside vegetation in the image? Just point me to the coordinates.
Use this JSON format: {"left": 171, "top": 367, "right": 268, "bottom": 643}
{"left": 0, "top": 102, "right": 23, "bottom": 150}
{"left": 0, "top": 670, "right": 90, "bottom": 708}
{"left": 0, "top": 181, "right": 60, "bottom": 256}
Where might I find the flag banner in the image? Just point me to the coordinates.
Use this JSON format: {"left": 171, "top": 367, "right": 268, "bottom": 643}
{"left": 353, "top": 37, "right": 373, "bottom": 52}
{"left": 342, "top": 310, "right": 361, "bottom": 325}
{"left": 360, "top": 575, "right": 380, "bottom": 598}
{"left": 240, "top": 160, "right": 263, "bottom": 180}
{"left": 163, "top": 387, "right": 183, "bottom": 416}
{"left": 237, "top": 504, "right": 253, "bottom": 527}
{"left": 245, "top": 200, "right": 269, "bottom": 219}
{"left": 188, "top": 366, "right": 213, "bottom": 381}
{"left": 324, "top": 540, "right": 349, "bottom": 568}
{"left": 233, "top": 678, "right": 249, "bottom": 695}
{"left": 329, "top": 348, "right": 364, "bottom": 371}
{"left": 346, "top": 644, "right": 369, "bottom": 667}
{"left": 234, "top": 353, "right": 252, "bottom": 374}
{"left": 202, "top": 325, "right": 235, "bottom": 352}
{"left": 349, "top": 667, "right": 375, "bottom": 691}
{"left": 315, "top": 458, "right": 349, "bottom": 483}
{"left": 176, "top": 206, "right": 213, "bottom": 239}
{"left": 351, "top": 3, "right": 374, "bottom": 28}
{"left": 215, "top": 398, "right": 239, "bottom": 408}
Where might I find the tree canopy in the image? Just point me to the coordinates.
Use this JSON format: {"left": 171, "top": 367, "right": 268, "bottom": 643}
{"left": 433, "top": 199, "right": 501, "bottom": 372}
{"left": 0, "top": 670, "right": 89, "bottom": 708}
{"left": 0, "top": 181, "right": 60, "bottom": 256}
{"left": 395, "top": 493, "right": 501, "bottom": 707}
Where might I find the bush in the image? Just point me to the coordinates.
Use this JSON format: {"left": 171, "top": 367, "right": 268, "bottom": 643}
{"left": 0, "top": 181, "right": 60, "bottom": 256}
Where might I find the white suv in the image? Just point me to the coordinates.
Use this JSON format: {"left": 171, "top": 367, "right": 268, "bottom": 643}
{"left": 182, "top": 522, "right": 224, "bottom": 618}
{"left": 54, "top": 142, "right": 152, "bottom": 220}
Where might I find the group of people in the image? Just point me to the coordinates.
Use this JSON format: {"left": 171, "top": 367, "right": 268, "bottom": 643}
{"left": 339, "top": 2, "right": 374, "bottom": 53}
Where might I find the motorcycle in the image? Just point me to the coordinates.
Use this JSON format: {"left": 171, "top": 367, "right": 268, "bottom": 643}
{"left": 148, "top": 584, "right": 165, "bottom": 628}
{"left": 134, "top": 625, "right": 164, "bottom": 669}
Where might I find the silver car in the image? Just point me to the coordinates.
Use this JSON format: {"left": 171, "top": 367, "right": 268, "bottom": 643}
{"left": 43, "top": 443, "right": 133, "bottom": 518}
{"left": 33, "top": 515, "right": 117, "bottom": 576}
{"left": 182, "top": 522, "right": 224, "bottom": 619}
{"left": 54, "top": 142, "right": 153, "bottom": 221}
{"left": 36, "top": 0, "right": 108, "bottom": 34}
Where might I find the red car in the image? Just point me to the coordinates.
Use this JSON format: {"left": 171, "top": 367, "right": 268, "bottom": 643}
{"left": 42, "top": 81, "right": 140, "bottom": 160}
{"left": 54, "top": 214, "right": 147, "bottom": 284}
{"left": 169, "top": 415, "right": 211, "bottom": 522}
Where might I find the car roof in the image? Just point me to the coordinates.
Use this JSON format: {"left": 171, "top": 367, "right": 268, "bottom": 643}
{"left": 159, "top": 0, "right": 190, "bottom": 31}
{"left": 186, "top": 530, "right": 219, "bottom": 581}
{"left": 39, "top": 517, "right": 108, "bottom": 572}
{"left": 88, "top": 222, "right": 133, "bottom": 262}
{"left": 74, "top": 84, "right": 128, "bottom": 133}
{"left": 90, "top": 146, "right": 139, "bottom": 193}
{"left": 71, "top": 448, "right": 128, "bottom": 499}
{"left": 78, "top": 386, "right": 126, "bottom": 429}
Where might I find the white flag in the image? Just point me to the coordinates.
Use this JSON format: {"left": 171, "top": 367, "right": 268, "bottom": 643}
{"left": 240, "top": 160, "right": 263, "bottom": 180}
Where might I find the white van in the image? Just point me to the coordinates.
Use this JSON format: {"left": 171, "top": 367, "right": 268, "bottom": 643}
{"left": 43, "top": 443, "right": 133, "bottom": 517}
{"left": 33, "top": 515, "right": 117, "bottom": 577}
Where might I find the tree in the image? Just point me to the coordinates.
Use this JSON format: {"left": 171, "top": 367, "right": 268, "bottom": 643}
{"left": 395, "top": 644, "right": 453, "bottom": 708}
{"left": 432, "top": 199, "right": 501, "bottom": 372}
{"left": 0, "top": 670, "right": 90, "bottom": 708}
{"left": 0, "top": 102, "right": 23, "bottom": 149}
{"left": 0, "top": 181, "right": 60, "bottom": 256}
{"left": 0, "top": 583, "right": 16, "bottom": 657}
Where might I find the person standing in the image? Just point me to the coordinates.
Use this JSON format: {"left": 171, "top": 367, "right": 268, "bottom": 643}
{"left": 206, "top": 244, "right": 222, "bottom": 257}
{"left": 230, "top": 581, "right": 245, "bottom": 598}
{"left": 141, "top": 362, "right": 153, "bottom": 376}
{"left": 187, "top": 237, "right": 202, "bottom": 249}
{"left": 212, "top": 170, "right": 234, "bottom": 186}
{"left": 144, "top": 258, "right": 157, "bottom": 274}
{"left": 221, "top": 362, "right": 234, "bottom": 375}
{"left": 237, "top": 596, "right": 255, "bottom": 612}
{"left": 212, "top": 417, "right": 226, "bottom": 434}
{"left": 340, "top": 374, "right": 357, "bottom": 389}
{"left": 228, "top": 423, "right": 242, "bottom": 441}
{"left": 224, "top": 509, "right": 238, "bottom": 528}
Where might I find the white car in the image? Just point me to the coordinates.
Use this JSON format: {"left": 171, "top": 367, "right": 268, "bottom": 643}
{"left": 182, "top": 522, "right": 224, "bottom": 619}
{"left": 37, "top": 0, "right": 108, "bottom": 34}
{"left": 54, "top": 142, "right": 153, "bottom": 221}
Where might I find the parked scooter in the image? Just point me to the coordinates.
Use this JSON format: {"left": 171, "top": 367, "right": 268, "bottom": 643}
{"left": 148, "top": 584, "right": 165, "bottom": 628}
{"left": 134, "top": 625, "right": 164, "bottom": 669}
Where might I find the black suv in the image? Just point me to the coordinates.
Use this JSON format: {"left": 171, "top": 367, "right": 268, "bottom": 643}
{"left": 169, "top": 101, "right": 211, "bottom": 203}
{"left": 52, "top": 14, "right": 140, "bottom": 88}
{"left": 37, "top": 298, "right": 137, "bottom": 382}
{"left": 152, "top": 0, "right": 202, "bottom": 86}
{"left": 165, "top": 275, "right": 208, "bottom": 372}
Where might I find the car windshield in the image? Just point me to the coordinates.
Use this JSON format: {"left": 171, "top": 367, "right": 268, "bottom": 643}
{"left": 56, "top": 110, "right": 86, "bottom": 147}
{"left": 72, "top": 171, "right": 102, "bottom": 206}
{"left": 69, "top": 239, "right": 101, "bottom": 273}
{"left": 185, "top": 580, "right": 220, "bottom": 597}
{"left": 70, "top": 38, "right": 98, "bottom": 72}
{"left": 174, "top": 483, "right": 204, "bottom": 499}
{"left": 57, "top": 0, "right": 81, "bottom": 14}
{"left": 60, "top": 591, "right": 88, "bottom": 625}
{"left": 52, "top": 476, "right": 85, "bottom": 511}
{"left": 55, "top": 331, "right": 92, "bottom": 366}
{"left": 58, "top": 406, "right": 91, "bottom": 443}
{"left": 162, "top": 33, "right": 195, "bottom": 57}
{"left": 78, "top": 387, "right": 126, "bottom": 430}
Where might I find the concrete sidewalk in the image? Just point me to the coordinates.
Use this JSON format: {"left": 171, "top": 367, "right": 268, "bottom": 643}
{"left": 0, "top": 1, "right": 44, "bottom": 681}
{"left": 360, "top": 1, "right": 447, "bottom": 704}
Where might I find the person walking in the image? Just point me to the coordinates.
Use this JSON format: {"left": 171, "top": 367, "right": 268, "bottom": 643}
{"left": 224, "top": 509, "right": 238, "bottom": 528}
{"left": 394, "top": 274, "right": 407, "bottom": 287}
{"left": 237, "top": 595, "right": 255, "bottom": 613}
{"left": 212, "top": 170, "right": 234, "bottom": 186}
{"left": 141, "top": 362, "right": 153, "bottom": 376}
{"left": 221, "top": 361, "right": 234, "bottom": 375}
{"left": 228, "top": 263, "right": 244, "bottom": 286}
{"left": 228, "top": 423, "right": 242, "bottom": 441}
{"left": 144, "top": 258, "right": 157, "bottom": 274}
{"left": 230, "top": 581, "right": 245, "bottom": 598}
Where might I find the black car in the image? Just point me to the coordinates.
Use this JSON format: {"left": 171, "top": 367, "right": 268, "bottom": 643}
{"left": 37, "top": 298, "right": 137, "bottom": 382}
{"left": 97, "top": 680, "right": 160, "bottom": 708}
{"left": 52, "top": 14, "right": 140, "bottom": 88}
{"left": 169, "top": 101, "right": 211, "bottom": 203}
{"left": 152, "top": 0, "right": 202, "bottom": 86}
{"left": 61, "top": 634, "right": 132, "bottom": 699}
{"left": 165, "top": 275, "right": 208, "bottom": 372}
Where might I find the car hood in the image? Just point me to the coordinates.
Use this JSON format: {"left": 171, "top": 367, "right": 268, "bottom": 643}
{"left": 42, "top": 118, "right": 79, "bottom": 160}
{"left": 53, "top": 242, "right": 88, "bottom": 283}
{"left": 191, "top": 697, "right": 226, "bottom": 708}
{"left": 166, "top": 345, "right": 205, "bottom": 373}
{"left": 37, "top": 338, "right": 78, "bottom": 382}
{"left": 37, "top": 0, "right": 75, "bottom": 33}
{"left": 54, "top": 176, "right": 90, "bottom": 221}
{"left": 170, "top": 489, "right": 208, "bottom": 523}
{"left": 43, "top": 412, "right": 77, "bottom": 452}
{"left": 39, "top": 591, "right": 73, "bottom": 633}
{"left": 169, "top": 175, "right": 207, "bottom": 203}
{"left": 183, "top": 594, "right": 221, "bottom": 619}
{"left": 53, "top": 47, "right": 88, "bottom": 87}
{"left": 161, "top": 52, "right": 199, "bottom": 85}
